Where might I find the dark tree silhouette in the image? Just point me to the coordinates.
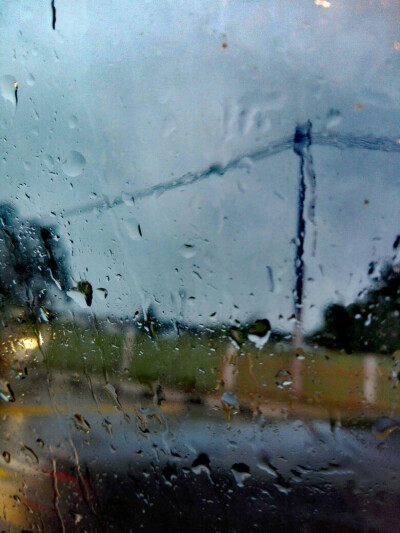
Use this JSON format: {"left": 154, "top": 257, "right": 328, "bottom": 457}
{"left": 0, "top": 203, "right": 72, "bottom": 320}
{"left": 312, "top": 255, "right": 400, "bottom": 354}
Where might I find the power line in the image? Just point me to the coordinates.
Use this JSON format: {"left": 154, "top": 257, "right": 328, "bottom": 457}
{"left": 61, "top": 131, "right": 400, "bottom": 220}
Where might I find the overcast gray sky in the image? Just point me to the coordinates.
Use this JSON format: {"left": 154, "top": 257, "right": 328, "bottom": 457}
{"left": 0, "top": 0, "right": 399, "bottom": 331}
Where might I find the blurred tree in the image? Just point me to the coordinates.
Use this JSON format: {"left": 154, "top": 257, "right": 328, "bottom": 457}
{"left": 312, "top": 253, "right": 400, "bottom": 354}
{"left": 0, "top": 203, "right": 72, "bottom": 321}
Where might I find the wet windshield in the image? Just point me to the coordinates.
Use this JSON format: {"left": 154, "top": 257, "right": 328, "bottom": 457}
{"left": 0, "top": 1, "right": 399, "bottom": 531}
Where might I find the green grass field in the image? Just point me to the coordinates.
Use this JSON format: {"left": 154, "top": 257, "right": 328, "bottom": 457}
{"left": 1, "top": 318, "right": 398, "bottom": 421}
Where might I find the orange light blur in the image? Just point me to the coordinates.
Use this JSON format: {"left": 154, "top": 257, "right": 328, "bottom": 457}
{"left": 315, "top": 0, "right": 331, "bottom": 7}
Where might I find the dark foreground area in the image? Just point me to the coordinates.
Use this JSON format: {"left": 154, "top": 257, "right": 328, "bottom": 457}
{"left": 0, "top": 322, "right": 399, "bottom": 532}
{"left": 0, "top": 373, "right": 399, "bottom": 533}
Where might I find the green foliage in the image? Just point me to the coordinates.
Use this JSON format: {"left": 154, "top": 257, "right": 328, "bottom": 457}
{"left": 313, "top": 261, "right": 400, "bottom": 353}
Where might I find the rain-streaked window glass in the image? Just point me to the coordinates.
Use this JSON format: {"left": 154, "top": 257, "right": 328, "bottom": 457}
{"left": 0, "top": 1, "right": 399, "bottom": 531}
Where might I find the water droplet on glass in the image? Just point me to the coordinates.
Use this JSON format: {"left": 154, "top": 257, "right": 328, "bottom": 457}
{"left": 162, "top": 464, "right": 178, "bottom": 486}
{"left": 275, "top": 369, "right": 293, "bottom": 389}
{"left": 0, "top": 382, "right": 15, "bottom": 403}
{"left": 43, "top": 153, "right": 55, "bottom": 170}
{"left": 221, "top": 391, "right": 239, "bottom": 420}
{"left": 266, "top": 266, "right": 274, "bottom": 293}
{"left": 0, "top": 75, "right": 18, "bottom": 107}
{"left": 154, "top": 384, "right": 166, "bottom": 406}
{"left": 62, "top": 150, "right": 86, "bottom": 177}
{"left": 191, "top": 453, "right": 211, "bottom": 475}
{"left": 21, "top": 444, "right": 39, "bottom": 464}
{"left": 68, "top": 115, "right": 78, "bottom": 129}
{"left": 257, "top": 460, "right": 278, "bottom": 478}
{"left": 273, "top": 481, "right": 291, "bottom": 495}
{"left": 67, "top": 289, "right": 88, "bottom": 309}
{"left": 276, "top": 379, "right": 293, "bottom": 389}
{"left": 229, "top": 326, "right": 245, "bottom": 348}
{"left": 103, "top": 382, "right": 123, "bottom": 410}
{"left": 326, "top": 109, "right": 342, "bottom": 129}
{"left": 26, "top": 73, "right": 36, "bottom": 86}
{"left": 11, "top": 361, "right": 27, "bottom": 379}
{"left": 237, "top": 179, "right": 248, "bottom": 193}
{"left": 102, "top": 418, "right": 113, "bottom": 436}
{"left": 2, "top": 451, "right": 10, "bottom": 464}
{"left": 71, "top": 512, "right": 83, "bottom": 525}
{"left": 372, "top": 417, "right": 400, "bottom": 441}
{"left": 95, "top": 287, "right": 108, "bottom": 300}
{"left": 121, "top": 192, "right": 135, "bottom": 206}
{"left": 126, "top": 218, "right": 142, "bottom": 241}
{"left": 231, "top": 463, "right": 250, "bottom": 487}
{"left": 73, "top": 413, "right": 91, "bottom": 434}
{"left": 238, "top": 157, "right": 254, "bottom": 174}
{"left": 179, "top": 244, "right": 197, "bottom": 259}
{"left": 221, "top": 391, "right": 239, "bottom": 408}
{"left": 247, "top": 319, "right": 271, "bottom": 349}
{"left": 79, "top": 281, "right": 93, "bottom": 306}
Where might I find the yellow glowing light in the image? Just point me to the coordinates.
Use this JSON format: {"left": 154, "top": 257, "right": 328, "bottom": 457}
{"left": 314, "top": 0, "right": 331, "bottom": 7}
{"left": 17, "top": 333, "right": 43, "bottom": 351}
{"left": 18, "top": 338, "right": 38, "bottom": 350}
{"left": 13, "top": 82, "right": 18, "bottom": 89}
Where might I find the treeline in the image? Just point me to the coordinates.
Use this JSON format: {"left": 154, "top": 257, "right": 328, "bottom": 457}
{"left": 311, "top": 258, "right": 400, "bottom": 354}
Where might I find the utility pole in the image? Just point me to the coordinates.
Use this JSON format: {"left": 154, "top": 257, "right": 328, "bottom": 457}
{"left": 293, "top": 121, "right": 316, "bottom": 353}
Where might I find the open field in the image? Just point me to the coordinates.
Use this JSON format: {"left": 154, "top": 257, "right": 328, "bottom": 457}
{"left": 1, "top": 319, "right": 399, "bottom": 420}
